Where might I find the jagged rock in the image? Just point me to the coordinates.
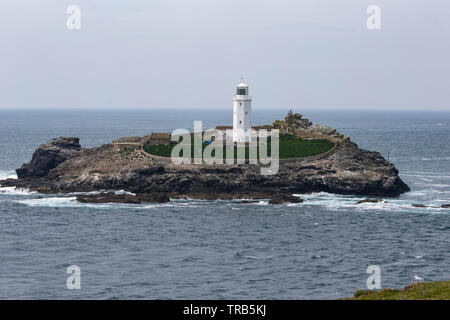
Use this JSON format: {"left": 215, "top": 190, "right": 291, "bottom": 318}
{"left": 16, "top": 137, "right": 81, "bottom": 179}
{"left": 310, "top": 125, "right": 337, "bottom": 136}
{"left": 412, "top": 204, "right": 435, "bottom": 208}
{"left": 137, "top": 192, "right": 170, "bottom": 203}
{"left": 273, "top": 113, "right": 313, "bottom": 134}
{"left": 37, "top": 186, "right": 53, "bottom": 193}
{"left": 269, "top": 194, "right": 303, "bottom": 205}
{"left": 232, "top": 200, "right": 260, "bottom": 204}
{"left": 441, "top": 204, "right": 450, "bottom": 209}
{"left": 356, "top": 199, "right": 382, "bottom": 204}
{"left": 273, "top": 113, "right": 358, "bottom": 148}
{"left": 76, "top": 192, "right": 170, "bottom": 204}
{"left": 77, "top": 193, "right": 141, "bottom": 204}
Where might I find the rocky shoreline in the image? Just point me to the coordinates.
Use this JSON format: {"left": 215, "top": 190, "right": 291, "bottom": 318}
{"left": 0, "top": 115, "right": 411, "bottom": 204}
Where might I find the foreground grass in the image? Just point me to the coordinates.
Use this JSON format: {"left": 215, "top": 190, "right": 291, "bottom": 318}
{"left": 349, "top": 281, "right": 450, "bottom": 300}
{"left": 144, "top": 134, "right": 335, "bottom": 159}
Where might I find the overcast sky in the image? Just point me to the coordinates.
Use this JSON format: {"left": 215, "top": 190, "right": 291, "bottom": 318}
{"left": 1, "top": 0, "right": 449, "bottom": 110}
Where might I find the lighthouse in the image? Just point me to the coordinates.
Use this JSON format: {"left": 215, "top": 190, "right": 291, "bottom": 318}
{"left": 233, "top": 79, "right": 252, "bottom": 142}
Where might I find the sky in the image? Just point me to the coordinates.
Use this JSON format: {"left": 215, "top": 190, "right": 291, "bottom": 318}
{"left": 1, "top": 0, "right": 449, "bottom": 110}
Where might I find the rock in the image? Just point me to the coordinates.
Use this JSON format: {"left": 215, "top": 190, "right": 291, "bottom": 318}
{"left": 37, "top": 186, "right": 53, "bottom": 194}
{"left": 77, "top": 193, "right": 141, "bottom": 204}
{"left": 269, "top": 194, "right": 303, "bottom": 205}
{"left": 136, "top": 192, "right": 170, "bottom": 203}
{"left": 232, "top": 200, "right": 260, "bottom": 204}
{"left": 273, "top": 113, "right": 313, "bottom": 134}
{"left": 76, "top": 192, "right": 170, "bottom": 204}
{"left": 441, "top": 204, "right": 450, "bottom": 209}
{"left": 356, "top": 199, "right": 382, "bottom": 204}
{"left": 412, "top": 204, "right": 439, "bottom": 208}
{"left": 16, "top": 137, "right": 81, "bottom": 179}
{"left": 310, "top": 125, "right": 337, "bottom": 136}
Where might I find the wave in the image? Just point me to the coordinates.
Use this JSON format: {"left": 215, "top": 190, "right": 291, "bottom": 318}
{"left": 414, "top": 183, "right": 450, "bottom": 188}
{"left": 293, "top": 192, "right": 449, "bottom": 213}
{"left": 0, "top": 186, "right": 136, "bottom": 197}
{"left": 15, "top": 196, "right": 158, "bottom": 209}
{"left": 402, "top": 173, "right": 450, "bottom": 178}
{"left": 16, "top": 197, "right": 79, "bottom": 207}
{"left": 0, "top": 170, "right": 18, "bottom": 182}
{"left": 66, "top": 189, "right": 136, "bottom": 196}
{"left": 234, "top": 251, "right": 273, "bottom": 260}
{"left": 0, "top": 187, "right": 36, "bottom": 195}
{"left": 8, "top": 192, "right": 450, "bottom": 213}
{"left": 15, "top": 196, "right": 200, "bottom": 210}
{"left": 420, "top": 157, "right": 450, "bottom": 161}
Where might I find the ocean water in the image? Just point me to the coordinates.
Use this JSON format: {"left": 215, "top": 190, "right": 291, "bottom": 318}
{"left": 0, "top": 109, "right": 449, "bottom": 299}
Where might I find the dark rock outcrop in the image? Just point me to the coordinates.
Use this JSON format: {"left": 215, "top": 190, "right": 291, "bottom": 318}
{"left": 441, "top": 204, "right": 450, "bottom": 209}
{"left": 356, "top": 199, "right": 382, "bottom": 204}
{"left": 269, "top": 194, "right": 303, "bottom": 205}
{"left": 411, "top": 204, "right": 439, "bottom": 208}
{"left": 273, "top": 113, "right": 313, "bottom": 133}
{"left": 16, "top": 137, "right": 81, "bottom": 179}
{"left": 77, "top": 193, "right": 141, "bottom": 204}
{"left": 137, "top": 192, "right": 170, "bottom": 203}
{"left": 76, "top": 192, "right": 170, "bottom": 204}
{"left": 232, "top": 200, "right": 261, "bottom": 204}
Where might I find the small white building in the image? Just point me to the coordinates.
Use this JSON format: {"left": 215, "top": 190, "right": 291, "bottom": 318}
{"left": 233, "top": 80, "right": 252, "bottom": 142}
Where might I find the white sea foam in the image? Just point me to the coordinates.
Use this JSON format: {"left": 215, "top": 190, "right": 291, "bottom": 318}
{"left": 14, "top": 196, "right": 203, "bottom": 210}
{"left": 17, "top": 197, "right": 78, "bottom": 207}
{"left": 16, "top": 196, "right": 159, "bottom": 209}
{"left": 9, "top": 192, "right": 450, "bottom": 213}
{"left": 0, "top": 170, "right": 18, "bottom": 182}
{"left": 0, "top": 187, "right": 36, "bottom": 195}
{"left": 293, "top": 192, "right": 448, "bottom": 213}
{"left": 66, "top": 189, "right": 136, "bottom": 196}
{"left": 0, "top": 169, "right": 33, "bottom": 195}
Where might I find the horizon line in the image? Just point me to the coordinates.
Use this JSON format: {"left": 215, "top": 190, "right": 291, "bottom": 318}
{"left": 0, "top": 107, "right": 450, "bottom": 112}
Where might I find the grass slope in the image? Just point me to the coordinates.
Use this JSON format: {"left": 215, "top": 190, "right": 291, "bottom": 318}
{"left": 144, "top": 134, "right": 335, "bottom": 160}
{"left": 349, "top": 281, "right": 450, "bottom": 300}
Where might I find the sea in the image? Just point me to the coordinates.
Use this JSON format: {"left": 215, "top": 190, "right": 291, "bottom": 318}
{"left": 0, "top": 109, "right": 449, "bottom": 299}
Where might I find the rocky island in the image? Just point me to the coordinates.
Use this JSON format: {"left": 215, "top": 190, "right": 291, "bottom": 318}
{"left": 0, "top": 114, "right": 410, "bottom": 204}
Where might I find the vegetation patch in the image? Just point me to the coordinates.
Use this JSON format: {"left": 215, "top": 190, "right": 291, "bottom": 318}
{"left": 348, "top": 281, "right": 450, "bottom": 300}
{"left": 144, "top": 134, "right": 335, "bottom": 160}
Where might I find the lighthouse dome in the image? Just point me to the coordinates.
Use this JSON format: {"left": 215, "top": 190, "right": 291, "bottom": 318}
{"left": 236, "top": 80, "right": 249, "bottom": 95}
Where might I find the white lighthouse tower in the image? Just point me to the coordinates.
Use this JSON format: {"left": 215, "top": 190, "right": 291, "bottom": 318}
{"left": 233, "top": 79, "right": 252, "bottom": 142}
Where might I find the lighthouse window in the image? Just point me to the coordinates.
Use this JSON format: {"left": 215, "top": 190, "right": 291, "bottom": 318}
{"left": 239, "top": 103, "right": 242, "bottom": 106}
{"left": 237, "top": 88, "right": 246, "bottom": 95}
{"left": 239, "top": 121, "right": 242, "bottom": 124}
{"left": 245, "top": 112, "right": 247, "bottom": 115}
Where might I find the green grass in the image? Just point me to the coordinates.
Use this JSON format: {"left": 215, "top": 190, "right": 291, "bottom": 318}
{"left": 277, "top": 134, "right": 334, "bottom": 158}
{"left": 143, "top": 143, "right": 175, "bottom": 158}
{"left": 144, "top": 134, "right": 335, "bottom": 160}
{"left": 349, "top": 281, "right": 450, "bottom": 300}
